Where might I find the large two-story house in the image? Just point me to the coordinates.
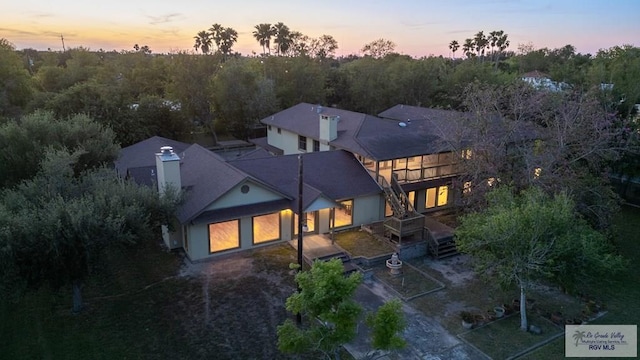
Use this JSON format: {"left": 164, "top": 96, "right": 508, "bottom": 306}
{"left": 117, "top": 103, "right": 483, "bottom": 261}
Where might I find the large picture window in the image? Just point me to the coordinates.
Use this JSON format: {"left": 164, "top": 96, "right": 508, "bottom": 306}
{"left": 335, "top": 199, "right": 353, "bottom": 228}
{"left": 253, "top": 212, "right": 280, "bottom": 244}
{"left": 209, "top": 219, "right": 240, "bottom": 253}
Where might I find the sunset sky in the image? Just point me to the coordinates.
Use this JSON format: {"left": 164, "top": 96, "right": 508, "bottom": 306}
{"left": 2, "top": 0, "right": 638, "bottom": 57}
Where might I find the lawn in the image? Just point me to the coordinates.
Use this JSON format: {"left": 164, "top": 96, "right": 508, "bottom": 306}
{"left": 373, "top": 263, "right": 444, "bottom": 300}
{"left": 334, "top": 229, "right": 395, "bottom": 258}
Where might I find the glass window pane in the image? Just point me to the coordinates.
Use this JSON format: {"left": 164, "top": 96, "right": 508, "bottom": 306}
{"left": 335, "top": 200, "right": 353, "bottom": 227}
{"left": 253, "top": 212, "right": 280, "bottom": 244}
{"left": 437, "top": 186, "right": 449, "bottom": 206}
{"left": 209, "top": 220, "right": 239, "bottom": 253}
{"left": 425, "top": 188, "right": 436, "bottom": 208}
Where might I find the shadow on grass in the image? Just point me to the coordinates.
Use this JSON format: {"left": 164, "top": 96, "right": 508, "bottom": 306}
{"left": 458, "top": 314, "right": 564, "bottom": 360}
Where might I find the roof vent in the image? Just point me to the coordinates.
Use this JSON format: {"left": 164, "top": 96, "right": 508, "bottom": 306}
{"left": 160, "top": 146, "right": 174, "bottom": 155}
{"left": 398, "top": 122, "right": 407, "bottom": 127}
{"left": 317, "top": 105, "right": 323, "bottom": 114}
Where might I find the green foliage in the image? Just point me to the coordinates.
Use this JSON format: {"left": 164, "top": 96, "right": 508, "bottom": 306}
{"left": 0, "top": 111, "right": 119, "bottom": 188}
{"left": 455, "top": 187, "right": 626, "bottom": 291}
{"left": 0, "top": 38, "right": 33, "bottom": 118}
{"left": 366, "top": 299, "right": 407, "bottom": 351}
{"left": 0, "top": 148, "right": 180, "bottom": 306}
{"left": 277, "top": 259, "right": 363, "bottom": 358}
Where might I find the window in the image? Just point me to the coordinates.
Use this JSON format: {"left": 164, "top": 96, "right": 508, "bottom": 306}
{"left": 462, "top": 149, "right": 472, "bottom": 160}
{"left": 534, "top": 167, "right": 542, "bottom": 178}
{"left": 425, "top": 185, "right": 449, "bottom": 209}
{"left": 313, "top": 139, "right": 320, "bottom": 152}
{"left": 463, "top": 181, "right": 472, "bottom": 195}
{"left": 253, "top": 212, "right": 280, "bottom": 244}
{"left": 277, "top": 127, "right": 281, "bottom": 134}
{"left": 209, "top": 219, "right": 240, "bottom": 253}
{"left": 294, "top": 212, "right": 315, "bottom": 235}
{"left": 335, "top": 199, "right": 353, "bottom": 227}
{"left": 268, "top": 125, "right": 272, "bottom": 131}
{"left": 298, "top": 135, "right": 307, "bottom": 151}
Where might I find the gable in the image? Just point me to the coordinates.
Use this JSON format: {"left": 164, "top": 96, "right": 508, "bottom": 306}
{"left": 205, "top": 179, "right": 288, "bottom": 211}
{"left": 304, "top": 195, "right": 336, "bottom": 212}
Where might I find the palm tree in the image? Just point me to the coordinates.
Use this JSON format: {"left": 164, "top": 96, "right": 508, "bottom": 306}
{"left": 193, "top": 30, "right": 212, "bottom": 54}
{"left": 462, "top": 38, "right": 475, "bottom": 59}
{"left": 273, "top": 22, "right": 292, "bottom": 56}
{"left": 219, "top": 27, "right": 238, "bottom": 58}
{"left": 253, "top": 23, "right": 275, "bottom": 55}
{"left": 209, "top": 23, "right": 224, "bottom": 53}
{"left": 474, "top": 31, "right": 488, "bottom": 61}
{"left": 449, "top": 40, "right": 460, "bottom": 59}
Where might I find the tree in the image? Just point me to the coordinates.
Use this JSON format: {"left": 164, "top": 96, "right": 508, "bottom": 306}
{"left": 193, "top": 30, "right": 212, "bottom": 54}
{"left": 365, "top": 299, "right": 407, "bottom": 357}
{"left": 0, "top": 38, "right": 33, "bottom": 118}
{"left": 450, "top": 82, "right": 632, "bottom": 230}
{"left": 277, "top": 259, "right": 363, "bottom": 359}
{"left": 253, "top": 23, "right": 275, "bottom": 56}
{"left": 277, "top": 259, "right": 406, "bottom": 359}
{"left": 0, "top": 111, "right": 119, "bottom": 188}
{"left": 449, "top": 40, "right": 460, "bottom": 59}
{"left": 455, "top": 187, "right": 625, "bottom": 331}
{"left": 361, "top": 39, "right": 396, "bottom": 59}
{"left": 209, "top": 23, "right": 224, "bottom": 53}
{"left": 310, "top": 35, "right": 338, "bottom": 60}
{"left": 273, "top": 22, "right": 292, "bottom": 56}
{"left": 0, "top": 149, "right": 180, "bottom": 313}
{"left": 473, "top": 31, "right": 488, "bottom": 60}
{"left": 462, "top": 38, "right": 475, "bottom": 59}
{"left": 218, "top": 27, "right": 238, "bottom": 58}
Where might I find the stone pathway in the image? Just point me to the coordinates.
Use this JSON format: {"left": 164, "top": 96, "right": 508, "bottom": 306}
{"left": 346, "top": 279, "right": 488, "bottom": 360}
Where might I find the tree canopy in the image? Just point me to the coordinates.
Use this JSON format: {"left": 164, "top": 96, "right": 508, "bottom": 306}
{"left": 455, "top": 187, "right": 625, "bottom": 330}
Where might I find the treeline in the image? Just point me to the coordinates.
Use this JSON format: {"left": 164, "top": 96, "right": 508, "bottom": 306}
{"left": 1, "top": 37, "right": 639, "bottom": 147}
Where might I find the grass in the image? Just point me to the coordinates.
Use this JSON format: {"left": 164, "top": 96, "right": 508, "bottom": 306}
{"left": 334, "top": 229, "right": 395, "bottom": 258}
{"left": 459, "top": 314, "right": 564, "bottom": 359}
{"left": 373, "top": 263, "right": 444, "bottom": 300}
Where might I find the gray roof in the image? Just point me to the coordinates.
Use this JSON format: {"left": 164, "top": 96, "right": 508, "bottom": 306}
{"left": 115, "top": 136, "right": 190, "bottom": 181}
{"left": 230, "top": 150, "right": 381, "bottom": 211}
{"left": 177, "top": 144, "right": 256, "bottom": 223}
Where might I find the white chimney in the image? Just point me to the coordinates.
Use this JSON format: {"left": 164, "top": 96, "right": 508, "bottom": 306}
{"left": 319, "top": 114, "right": 338, "bottom": 144}
{"left": 155, "top": 146, "right": 182, "bottom": 249}
{"left": 155, "top": 146, "right": 181, "bottom": 195}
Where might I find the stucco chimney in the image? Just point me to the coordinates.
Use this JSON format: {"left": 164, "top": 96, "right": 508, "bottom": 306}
{"left": 155, "top": 146, "right": 181, "bottom": 249}
{"left": 319, "top": 114, "right": 338, "bottom": 143}
{"left": 155, "top": 146, "right": 181, "bottom": 195}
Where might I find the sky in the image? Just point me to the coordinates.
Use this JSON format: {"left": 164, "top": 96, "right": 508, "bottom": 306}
{"left": 2, "top": 0, "right": 639, "bottom": 57}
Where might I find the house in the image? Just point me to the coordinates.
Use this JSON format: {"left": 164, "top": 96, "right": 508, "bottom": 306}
{"left": 521, "top": 71, "right": 569, "bottom": 92}
{"left": 119, "top": 102, "right": 533, "bottom": 261}
{"left": 153, "top": 144, "right": 382, "bottom": 261}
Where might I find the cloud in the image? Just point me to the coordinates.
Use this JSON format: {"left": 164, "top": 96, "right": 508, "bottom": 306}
{"left": 401, "top": 20, "right": 439, "bottom": 30}
{"left": 147, "top": 13, "right": 183, "bottom": 25}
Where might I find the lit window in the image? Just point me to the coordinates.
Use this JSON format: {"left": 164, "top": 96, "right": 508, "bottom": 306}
{"left": 463, "top": 181, "right": 472, "bottom": 195}
{"left": 488, "top": 177, "right": 497, "bottom": 187}
{"left": 335, "top": 200, "right": 353, "bottom": 227}
{"left": 209, "top": 220, "right": 240, "bottom": 253}
{"left": 253, "top": 212, "right": 280, "bottom": 244}
{"left": 462, "top": 149, "right": 472, "bottom": 160}
{"left": 425, "top": 185, "right": 449, "bottom": 209}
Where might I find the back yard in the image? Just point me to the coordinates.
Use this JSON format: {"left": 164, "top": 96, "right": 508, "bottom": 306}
{"left": 1, "top": 206, "right": 638, "bottom": 359}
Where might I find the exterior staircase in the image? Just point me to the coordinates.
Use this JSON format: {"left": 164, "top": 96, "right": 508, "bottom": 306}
{"left": 316, "top": 252, "right": 358, "bottom": 275}
{"left": 424, "top": 217, "right": 459, "bottom": 259}
{"left": 378, "top": 174, "right": 425, "bottom": 243}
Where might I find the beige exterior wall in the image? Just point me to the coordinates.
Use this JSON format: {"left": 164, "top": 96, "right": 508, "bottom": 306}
{"left": 206, "top": 180, "right": 285, "bottom": 211}
{"left": 267, "top": 127, "right": 303, "bottom": 155}
{"left": 353, "top": 194, "right": 384, "bottom": 225}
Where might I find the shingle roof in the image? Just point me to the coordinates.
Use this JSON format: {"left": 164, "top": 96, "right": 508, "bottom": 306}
{"left": 230, "top": 150, "right": 381, "bottom": 211}
{"left": 177, "top": 144, "right": 252, "bottom": 223}
{"left": 115, "top": 136, "right": 190, "bottom": 180}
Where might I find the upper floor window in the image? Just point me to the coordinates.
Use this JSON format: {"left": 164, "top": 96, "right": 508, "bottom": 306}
{"left": 298, "top": 135, "right": 307, "bottom": 151}
{"left": 268, "top": 125, "right": 272, "bottom": 131}
{"left": 277, "top": 127, "right": 281, "bottom": 134}
{"left": 313, "top": 140, "right": 320, "bottom": 152}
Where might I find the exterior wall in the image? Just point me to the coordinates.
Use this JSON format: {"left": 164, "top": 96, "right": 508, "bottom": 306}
{"left": 267, "top": 127, "right": 304, "bottom": 155}
{"left": 318, "top": 208, "right": 331, "bottom": 234}
{"left": 353, "top": 194, "right": 384, "bottom": 226}
{"left": 206, "top": 180, "right": 285, "bottom": 211}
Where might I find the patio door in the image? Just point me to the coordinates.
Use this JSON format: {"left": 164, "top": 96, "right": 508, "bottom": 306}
{"left": 294, "top": 211, "right": 317, "bottom": 235}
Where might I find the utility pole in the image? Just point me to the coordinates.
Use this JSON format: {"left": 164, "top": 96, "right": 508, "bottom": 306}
{"left": 296, "top": 154, "right": 304, "bottom": 325}
{"left": 60, "top": 34, "right": 66, "bottom": 52}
